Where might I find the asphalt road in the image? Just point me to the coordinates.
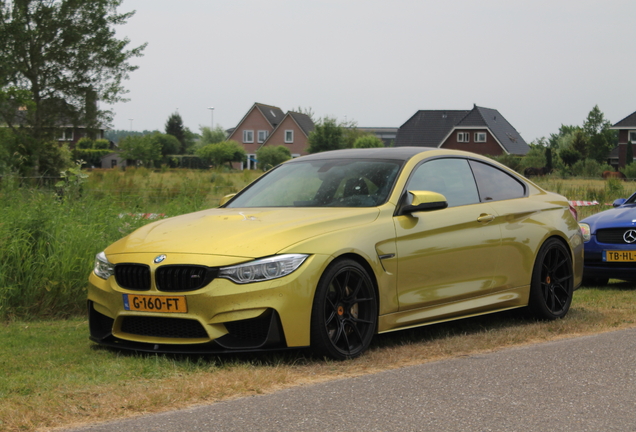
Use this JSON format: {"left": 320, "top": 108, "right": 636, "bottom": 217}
{"left": 66, "top": 328, "right": 636, "bottom": 432}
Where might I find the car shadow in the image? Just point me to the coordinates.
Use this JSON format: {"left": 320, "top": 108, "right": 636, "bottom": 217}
{"left": 370, "top": 308, "right": 530, "bottom": 351}
{"left": 605, "top": 280, "right": 636, "bottom": 290}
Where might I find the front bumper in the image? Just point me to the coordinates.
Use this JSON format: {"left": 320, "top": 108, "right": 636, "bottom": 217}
{"left": 88, "top": 301, "right": 293, "bottom": 353}
{"left": 87, "top": 253, "right": 328, "bottom": 353}
{"left": 583, "top": 247, "right": 636, "bottom": 282}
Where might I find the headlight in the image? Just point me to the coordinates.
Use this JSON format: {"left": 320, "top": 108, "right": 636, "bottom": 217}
{"left": 94, "top": 251, "right": 114, "bottom": 279}
{"left": 218, "top": 254, "right": 308, "bottom": 284}
{"left": 579, "top": 223, "right": 591, "bottom": 242}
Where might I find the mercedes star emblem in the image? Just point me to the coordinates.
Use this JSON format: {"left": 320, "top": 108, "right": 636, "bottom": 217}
{"left": 623, "top": 230, "right": 636, "bottom": 244}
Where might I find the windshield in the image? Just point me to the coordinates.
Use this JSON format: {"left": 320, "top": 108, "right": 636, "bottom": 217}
{"left": 226, "top": 159, "right": 403, "bottom": 208}
{"left": 624, "top": 192, "right": 636, "bottom": 204}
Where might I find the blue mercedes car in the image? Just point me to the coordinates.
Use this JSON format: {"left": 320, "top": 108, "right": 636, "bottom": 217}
{"left": 579, "top": 192, "right": 636, "bottom": 285}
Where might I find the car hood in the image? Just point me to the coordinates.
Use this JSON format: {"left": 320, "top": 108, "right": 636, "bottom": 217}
{"left": 106, "top": 207, "right": 380, "bottom": 259}
{"left": 582, "top": 204, "right": 636, "bottom": 231}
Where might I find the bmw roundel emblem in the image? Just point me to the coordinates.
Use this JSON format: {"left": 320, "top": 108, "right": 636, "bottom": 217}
{"left": 154, "top": 254, "right": 167, "bottom": 264}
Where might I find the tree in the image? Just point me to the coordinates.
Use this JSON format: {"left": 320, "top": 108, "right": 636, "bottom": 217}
{"left": 165, "top": 112, "right": 185, "bottom": 153}
{"left": 559, "top": 147, "right": 581, "bottom": 167}
{"left": 196, "top": 140, "right": 246, "bottom": 168}
{"left": 0, "top": 0, "right": 146, "bottom": 174}
{"left": 118, "top": 135, "right": 161, "bottom": 167}
{"left": 545, "top": 147, "right": 553, "bottom": 172}
{"left": 183, "top": 127, "right": 199, "bottom": 154}
{"left": 582, "top": 105, "right": 616, "bottom": 163}
{"left": 256, "top": 145, "right": 291, "bottom": 170}
{"left": 353, "top": 135, "right": 384, "bottom": 148}
{"left": 147, "top": 132, "right": 180, "bottom": 160}
{"left": 197, "top": 126, "right": 226, "bottom": 148}
{"left": 571, "top": 129, "right": 589, "bottom": 160}
{"left": 583, "top": 105, "right": 611, "bottom": 137}
{"left": 307, "top": 117, "right": 346, "bottom": 153}
{"left": 548, "top": 125, "right": 577, "bottom": 149}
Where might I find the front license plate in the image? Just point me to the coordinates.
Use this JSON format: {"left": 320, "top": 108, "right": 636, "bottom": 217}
{"left": 604, "top": 250, "right": 636, "bottom": 262}
{"left": 123, "top": 294, "right": 187, "bottom": 313}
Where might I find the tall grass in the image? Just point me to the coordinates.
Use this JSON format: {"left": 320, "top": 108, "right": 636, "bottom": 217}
{"left": 0, "top": 169, "right": 262, "bottom": 320}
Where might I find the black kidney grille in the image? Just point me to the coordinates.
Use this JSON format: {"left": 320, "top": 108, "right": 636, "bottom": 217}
{"left": 155, "top": 265, "right": 217, "bottom": 292}
{"left": 597, "top": 229, "right": 636, "bottom": 244}
{"left": 115, "top": 264, "right": 151, "bottom": 291}
{"left": 121, "top": 316, "right": 208, "bottom": 339}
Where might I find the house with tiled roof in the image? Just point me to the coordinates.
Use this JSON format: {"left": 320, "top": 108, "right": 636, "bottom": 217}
{"left": 259, "top": 111, "right": 315, "bottom": 158}
{"left": 609, "top": 110, "right": 636, "bottom": 168}
{"left": 229, "top": 103, "right": 317, "bottom": 169}
{"left": 395, "top": 105, "right": 530, "bottom": 156}
{"left": 227, "top": 103, "right": 286, "bottom": 169}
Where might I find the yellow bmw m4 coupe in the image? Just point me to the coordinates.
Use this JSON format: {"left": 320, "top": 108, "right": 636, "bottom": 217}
{"left": 88, "top": 147, "right": 583, "bottom": 359}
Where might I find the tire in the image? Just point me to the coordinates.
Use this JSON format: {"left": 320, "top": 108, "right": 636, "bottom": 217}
{"left": 310, "top": 258, "right": 378, "bottom": 360}
{"left": 527, "top": 238, "right": 574, "bottom": 319}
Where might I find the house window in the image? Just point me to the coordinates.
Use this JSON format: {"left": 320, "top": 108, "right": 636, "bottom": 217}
{"left": 457, "top": 132, "right": 469, "bottom": 142}
{"left": 57, "top": 128, "right": 74, "bottom": 141}
{"left": 285, "top": 130, "right": 294, "bottom": 143}
{"left": 475, "top": 132, "right": 487, "bottom": 143}
{"left": 243, "top": 130, "right": 254, "bottom": 143}
{"left": 629, "top": 131, "right": 636, "bottom": 143}
{"left": 257, "top": 130, "right": 268, "bottom": 143}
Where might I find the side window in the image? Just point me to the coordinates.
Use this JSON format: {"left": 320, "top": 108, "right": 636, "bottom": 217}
{"left": 469, "top": 160, "right": 525, "bottom": 201}
{"left": 406, "top": 158, "right": 480, "bottom": 207}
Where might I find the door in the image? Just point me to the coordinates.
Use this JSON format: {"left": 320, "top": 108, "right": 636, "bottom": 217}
{"left": 394, "top": 158, "right": 502, "bottom": 311}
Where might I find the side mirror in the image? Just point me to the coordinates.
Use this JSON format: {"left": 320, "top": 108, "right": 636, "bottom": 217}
{"left": 613, "top": 198, "right": 627, "bottom": 207}
{"left": 399, "top": 191, "right": 448, "bottom": 215}
{"left": 219, "top": 193, "right": 237, "bottom": 207}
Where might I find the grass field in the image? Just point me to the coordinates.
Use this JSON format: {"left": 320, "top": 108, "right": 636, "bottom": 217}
{"left": 0, "top": 170, "right": 635, "bottom": 431}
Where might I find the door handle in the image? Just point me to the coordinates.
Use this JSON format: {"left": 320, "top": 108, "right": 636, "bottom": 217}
{"left": 477, "top": 213, "right": 495, "bottom": 223}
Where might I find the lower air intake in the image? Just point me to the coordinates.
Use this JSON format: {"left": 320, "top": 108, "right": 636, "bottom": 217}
{"left": 121, "top": 316, "right": 208, "bottom": 339}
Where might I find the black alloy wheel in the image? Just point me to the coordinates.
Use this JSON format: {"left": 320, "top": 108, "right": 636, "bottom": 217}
{"left": 310, "top": 259, "right": 378, "bottom": 360}
{"left": 528, "top": 238, "right": 574, "bottom": 319}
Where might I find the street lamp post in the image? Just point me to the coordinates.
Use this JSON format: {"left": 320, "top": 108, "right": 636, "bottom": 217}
{"left": 208, "top": 107, "right": 214, "bottom": 129}
{"left": 128, "top": 118, "right": 133, "bottom": 132}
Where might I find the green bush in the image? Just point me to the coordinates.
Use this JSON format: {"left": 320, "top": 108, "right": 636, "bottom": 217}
{"left": 570, "top": 159, "right": 612, "bottom": 178}
{"left": 256, "top": 145, "right": 291, "bottom": 170}
{"left": 519, "top": 147, "right": 546, "bottom": 171}
{"left": 76, "top": 137, "right": 94, "bottom": 149}
{"left": 72, "top": 148, "right": 112, "bottom": 167}
{"left": 620, "top": 163, "right": 636, "bottom": 179}
{"left": 353, "top": 135, "right": 384, "bottom": 148}
{"left": 94, "top": 139, "right": 110, "bottom": 150}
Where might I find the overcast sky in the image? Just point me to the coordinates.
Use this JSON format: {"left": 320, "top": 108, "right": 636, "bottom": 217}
{"left": 108, "top": 0, "right": 636, "bottom": 143}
